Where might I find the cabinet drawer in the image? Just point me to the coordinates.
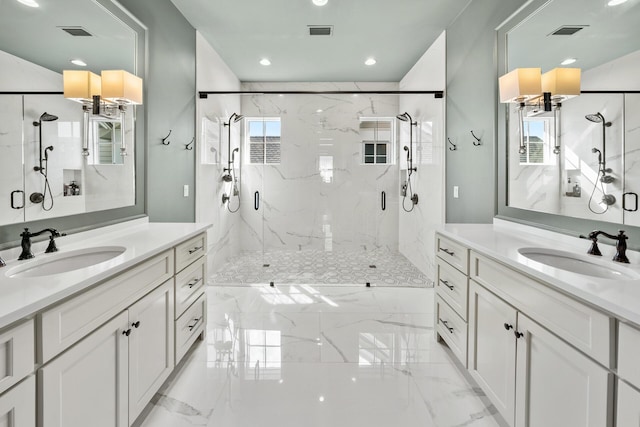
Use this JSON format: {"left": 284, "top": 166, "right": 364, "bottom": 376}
{"left": 0, "top": 320, "right": 34, "bottom": 395}
{"left": 436, "top": 234, "right": 469, "bottom": 274}
{"left": 0, "top": 375, "right": 35, "bottom": 427}
{"left": 39, "top": 250, "right": 174, "bottom": 363}
{"left": 436, "top": 259, "right": 469, "bottom": 320}
{"left": 436, "top": 296, "right": 467, "bottom": 367}
{"left": 175, "top": 257, "right": 206, "bottom": 319}
{"left": 470, "top": 251, "right": 613, "bottom": 367}
{"left": 618, "top": 322, "right": 640, "bottom": 386}
{"left": 175, "top": 233, "right": 206, "bottom": 273}
{"left": 176, "top": 295, "right": 205, "bottom": 363}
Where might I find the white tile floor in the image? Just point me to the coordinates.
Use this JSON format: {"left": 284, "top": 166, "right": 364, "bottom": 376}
{"left": 138, "top": 285, "right": 506, "bottom": 427}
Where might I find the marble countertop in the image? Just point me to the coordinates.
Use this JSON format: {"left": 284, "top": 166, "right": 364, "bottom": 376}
{"left": 439, "top": 221, "right": 640, "bottom": 326}
{"left": 0, "top": 221, "right": 211, "bottom": 330}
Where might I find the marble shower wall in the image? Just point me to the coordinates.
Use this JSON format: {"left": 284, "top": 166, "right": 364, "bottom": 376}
{"left": 195, "top": 32, "right": 243, "bottom": 273}
{"left": 397, "top": 32, "right": 446, "bottom": 283}
{"left": 238, "top": 82, "right": 400, "bottom": 254}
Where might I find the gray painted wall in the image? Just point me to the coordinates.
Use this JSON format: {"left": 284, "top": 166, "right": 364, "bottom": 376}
{"left": 120, "top": 0, "right": 197, "bottom": 223}
{"left": 445, "top": 0, "right": 527, "bottom": 223}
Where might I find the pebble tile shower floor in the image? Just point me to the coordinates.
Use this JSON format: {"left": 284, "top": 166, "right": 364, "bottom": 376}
{"left": 211, "top": 249, "right": 431, "bottom": 287}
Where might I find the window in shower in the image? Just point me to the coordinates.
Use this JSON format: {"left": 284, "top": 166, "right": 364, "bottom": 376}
{"left": 360, "top": 119, "right": 393, "bottom": 164}
{"left": 246, "top": 117, "right": 281, "bottom": 164}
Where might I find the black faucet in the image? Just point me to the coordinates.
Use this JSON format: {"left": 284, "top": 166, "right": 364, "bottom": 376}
{"left": 579, "top": 230, "right": 629, "bottom": 263}
{"left": 18, "top": 228, "right": 64, "bottom": 260}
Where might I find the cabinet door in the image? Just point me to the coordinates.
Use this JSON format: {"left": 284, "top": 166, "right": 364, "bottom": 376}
{"left": 0, "top": 376, "right": 35, "bottom": 427}
{"left": 616, "top": 380, "right": 640, "bottom": 426}
{"left": 468, "top": 281, "right": 517, "bottom": 426}
{"left": 515, "top": 313, "right": 611, "bottom": 427}
{"left": 39, "top": 311, "right": 129, "bottom": 427}
{"left": 128, "top": 280, "right": 175, "bottom": 423}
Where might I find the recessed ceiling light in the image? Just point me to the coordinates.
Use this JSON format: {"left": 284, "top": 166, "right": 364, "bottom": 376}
{"left": 608, "top": 0, "right": 628, "bottom": 5}
{"left": 313, "top": 0, "right": 328, "bottom": 6}
{"left": 70, "top": 59, "right": 87, "bottom": 67}
{"left": 365, "top": 58, "right": 377, "bottom": 66}
{"left": 561, "top": 57, "right": 577, "bottom": 65}
{"left": 260, "top": 58, "right": 271, "bottom": 66}
{"left": 316, "top": 109, "right": 323, "bottom": 113}
{"left": 16, "top": 0, "right": 39, "bottom": 7}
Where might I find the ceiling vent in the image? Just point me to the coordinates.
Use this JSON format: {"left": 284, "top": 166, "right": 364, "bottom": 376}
{"left": 308, "top": 26, "right": 333, "bottom": 36}
{"left": 59, "top": 27, "right": 93, "bottom": 37}
{"left": 549, "top": 25, "right": 588, "bottom": 36}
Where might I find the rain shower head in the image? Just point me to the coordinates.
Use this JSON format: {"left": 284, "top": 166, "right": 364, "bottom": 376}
{"left": 396, "top": 112, "right": 410, "bottom": 122}
{"left": 40, "top": 112, "right": 58, "bottom": 122}
{"left": 233, "top": 114, "right": 244, "bottom": 123}
{"left": 585, "top": 112, "right": 611, "bottom": 127}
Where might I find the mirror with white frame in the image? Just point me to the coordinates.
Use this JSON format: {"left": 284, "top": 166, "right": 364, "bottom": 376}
{"left": 502, "top": 0, "right": 640, "bottom": 227}
{"left": 0, "top": 0, "right": 139, "bottom": 227}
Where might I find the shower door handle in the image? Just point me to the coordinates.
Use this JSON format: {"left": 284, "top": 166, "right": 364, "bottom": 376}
{"left": 254, "top": 191, "right": 260, "bottom": 211}
{"left": 11, "top": 190, "right": 25, "bottom": 209}
{"left": 381, "top": 191, "right": 386, "bottom": 211}
{"left": 623, "top": 192, "right": 638, "bottom": 212}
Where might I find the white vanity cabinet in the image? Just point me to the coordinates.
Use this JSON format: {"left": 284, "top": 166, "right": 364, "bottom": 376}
{"left": 435, "top": 234, "right": 470, "bottom": 367}
{"left": 436, "top": 231, "right": 615, "bottom": 427}
{"left": 35, "top": 230, "right": 208, "bottom": 427}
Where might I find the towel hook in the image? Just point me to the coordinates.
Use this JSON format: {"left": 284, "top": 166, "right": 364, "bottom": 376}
{"left": 185, "top": 137, "right": 195, "bottom": 151}
{"left": 471, "top": 130, "right": 481, "bottom": 146}
{"left": 161, "top": 130, "right": 172, "bottom": 146}
{"left": 447, "top": 137, "right": 457, "bottom": 151}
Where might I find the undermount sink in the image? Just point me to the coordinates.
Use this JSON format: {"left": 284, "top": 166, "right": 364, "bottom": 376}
{"left": 6, "top": 246, "right": 126, "bottom": 279}
{"left": 518, "top": 247, "right": 640, "bottom": 280}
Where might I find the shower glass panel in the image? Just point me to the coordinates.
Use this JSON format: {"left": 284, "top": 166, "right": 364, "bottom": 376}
{"left": 240, "top": 92, "right": 399, "bottom": 285}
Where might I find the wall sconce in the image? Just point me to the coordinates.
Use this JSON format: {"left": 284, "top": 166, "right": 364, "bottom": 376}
{"left": 499, "top": 67, "right": 580, "bottom": 155}
{"left": 63, "top": 70, "right": 143, "bottom": 158}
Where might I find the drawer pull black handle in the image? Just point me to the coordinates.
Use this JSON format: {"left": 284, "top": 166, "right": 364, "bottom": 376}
{"left": 439, "top": 318, "right": 454, "bottom": 333}
{"left": 440, "top": 248, "right": 455, "bottom": 256}
{"left": 188, "top": 317, "right": 202, "bottom": 331}
{"left": 381, "top": 191, "right": 386, "bottom": 211}
{"left": 122, "top": 329, "right": 131, "bottom": 337}
{"left": 254, "top": 191, "right": 260, "bottom": 210}
{"left": 188, "top": 278, "right": 202, "bottom": 288}
{"left": 514, "top": 330, "right": 524, "bottom": 339}
{"left": 11, "top": 190, "right": 25, "bottom": 209}
{"left": 439, "top": 279, "right": 454, "bottom": 290}
{"left": 504, "top": 323, "right": 513, "bottom": 331}
{"left": 132, "top": 321, "right": 141, "bottom": 329}
{"left": 188, "top": 246, "right": 203, "bottom": 254}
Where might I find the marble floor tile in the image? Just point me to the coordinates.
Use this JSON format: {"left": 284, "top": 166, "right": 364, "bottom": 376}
{"left": 138, "top": 286, "right": 507, "bottom": 427}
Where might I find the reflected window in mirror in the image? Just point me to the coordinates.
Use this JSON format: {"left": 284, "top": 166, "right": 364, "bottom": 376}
{"left": 520, "top": 116, "right": 556, "bottom": 166}
{"left": 89, "top": 118, "right": 123, "bottom": 165}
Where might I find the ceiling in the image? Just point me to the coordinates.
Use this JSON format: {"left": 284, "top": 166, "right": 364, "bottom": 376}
{"left": 507, "top": 0, "right": 640, "bottom": 73}
{"left": 170, "top": 0, "right": 471, "bottom": 82}
{"left": 0, "top": 0, "right": 135, "bottom": 76}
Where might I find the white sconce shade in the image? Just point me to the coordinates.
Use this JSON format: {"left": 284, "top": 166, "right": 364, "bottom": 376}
{"left": 542, "top": 68, "right": 581, "bottom": 100}
{"left": 63, "top": 70, "right": 101, "bottom": 103}
{"left": 101, "top": 70, "right": 143, "bottom": 105}
{"left": 499, "top": 68, "right": 541, "bottom": 103}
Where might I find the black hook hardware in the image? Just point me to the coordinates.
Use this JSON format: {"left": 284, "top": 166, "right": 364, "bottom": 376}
{"left": 161, "top": 130, "right": 172, "bottom": 145}
{"left": 447, "top": 137, "right": 457, "bottom": 151}
{"left": 185, "top": 137, "right": 195, "bottom": 150}
{"left": 471, "top": 130, "right": 481, "bottom": 146}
